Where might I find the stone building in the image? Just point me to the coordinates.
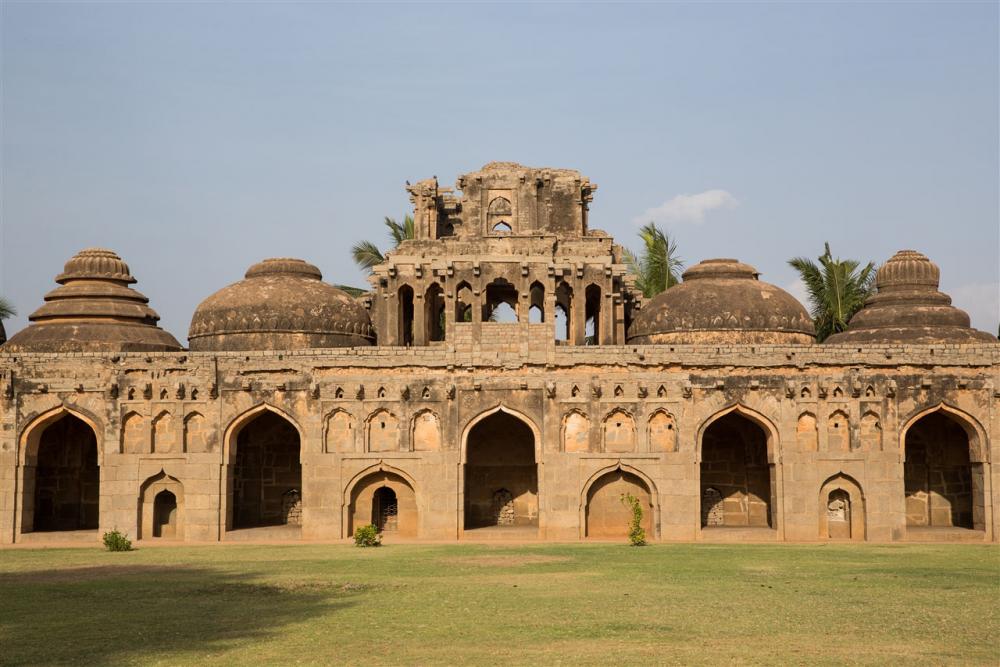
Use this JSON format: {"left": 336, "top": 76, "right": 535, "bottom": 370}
{"left": 1, "top": 161, "right": 997, "bottom": 545}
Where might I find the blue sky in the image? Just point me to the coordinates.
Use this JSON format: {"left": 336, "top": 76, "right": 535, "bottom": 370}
{"left": 2, "top": 1, "right": 997, "bottom": 341}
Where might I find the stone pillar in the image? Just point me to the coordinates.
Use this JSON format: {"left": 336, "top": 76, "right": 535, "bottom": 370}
{"left": 572, "top": 281, "right": 586, "bottom": 346}
{"left": 414, "top": 290, "right": 426, "bottom": 347}
{"left": 386, "top": 291, "right": 398, "bottom": 346}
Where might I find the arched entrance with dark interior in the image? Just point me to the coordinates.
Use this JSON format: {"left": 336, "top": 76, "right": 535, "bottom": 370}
{"left": 23, "top": 413, "right": 100, "bottom": 533}
{"left": 585, "top": 469, "right": 653, "bottom": 539}
{"left": 228, "top": 411, "right": 302, "bottom": 531}
{"left": 464, "top": 411, "right": 538, "bottom": 532}
{"left": 904, "top": 409, "right": 984, "bottom": 531}
{"left": 700, "top": 411, "right": 773, "bottom": 529}
{"left": 348, "top": 470, "right": 417, "bottom": 538}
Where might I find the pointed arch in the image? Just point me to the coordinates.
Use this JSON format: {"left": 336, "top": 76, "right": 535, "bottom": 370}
{"left": 223, "top": 403, "right": 304, "bottom": 465}
{"left": 19, "top": 404, "right": 104, "bottom": 466}
{"left": 827, "top": 410, "right": 850, "bottom": 452}
{"left": 796, "top": 412, "right": 818, "bottom": 452}
{"left": 562, "top": 409, "right": 591, "bottom": 453}
{"left": 579, "top": 461, "right": 660, "bottom": 539}
{"left": 602, "top": 408, "right": 636, "bottom": 453}
{"left": 139, "top": 471, "right": 185, "bottom": 540}
{"left": 696, "top": 403, "right": 780, "bottom": 464}
{"left": 818, "top": 472, "right": 865, "bottom": 541}
{"left": 899, "top": 403, "right": 988, "bottom": 463}
{"left": 121, "top": 411, "right": 147, "bottom": 455}
{"left": 460, "top": 404, "right": 542, "bottom": 463}
{"left": 366, "top": 408, "right": 399, "bottom": 453}
{"left": 151, "top": 410, "right": 177, "bottom": 454}
{"left": 411, "top": 409, "right": 442, "bottom": 452}
{"left": 648, "top": 409, "right": 677, "bottom": 452}
{"left": 183, "top": 411, "right": 211, "bottom": 453}
{"left": 343, "top": 462, "right": 419, "bottom": 539}
{"left": 324, "top": 409, "right": 357, "bottom": 453}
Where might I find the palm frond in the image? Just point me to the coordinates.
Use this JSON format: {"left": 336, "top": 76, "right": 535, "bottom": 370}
{"left": 351, "top": 241, "right": 385, "bottom": 272}
{"left": 0, "top": 297, "right": 15, "bottom": 320}
{"left": 788, "top": 243, "right": 875, "bottom": 342}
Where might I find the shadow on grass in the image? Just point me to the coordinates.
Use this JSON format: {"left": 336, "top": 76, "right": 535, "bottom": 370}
{"left": 0, "top": 564, "right": 361, "bottom": 665}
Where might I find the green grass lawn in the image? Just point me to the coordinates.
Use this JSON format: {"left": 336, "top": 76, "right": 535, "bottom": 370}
{"left": 1, "top": 543, "right": 997, "bottom": 666}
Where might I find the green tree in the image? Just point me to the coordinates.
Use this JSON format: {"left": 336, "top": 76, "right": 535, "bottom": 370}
{"left": 0, "top": 297, "right": 15, "bottom": 320}
{"left": 622, "top": 222, "right": 684, "bottom": 298}
{"left": 788, "top": 242, "right": 876, "bottom": 342}
{"left": 351, "top": 215, "right": 415, "bottom": 273}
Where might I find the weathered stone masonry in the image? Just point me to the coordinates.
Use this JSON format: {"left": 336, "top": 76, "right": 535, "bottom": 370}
{"left": 1, "top": 162, "right": 997, "bottom": 544}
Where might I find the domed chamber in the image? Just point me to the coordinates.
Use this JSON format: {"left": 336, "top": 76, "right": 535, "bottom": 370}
{"left": 825, "top": 250, "right": 996, "bottom": 344}
{"left": 627, "top": 258, "right": 815, "bottom": 345}
{"left": 2, "top": 248, "right": 182, "bottom": 353}
{"left": 188, "top": 258, "right": 375, "bottom": 351}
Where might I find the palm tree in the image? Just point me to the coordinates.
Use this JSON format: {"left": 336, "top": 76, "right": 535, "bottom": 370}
{"left": 622, "top": 222, "right": 684, "bottom": 298}
{"left": 788, "top": 242, "right": 875, "bottom": 342}
{"left": 351, "top": 215, "right": 415, "bottom": 273}
{"left": 0, "top": 297, "right": 14, "bottom": 320}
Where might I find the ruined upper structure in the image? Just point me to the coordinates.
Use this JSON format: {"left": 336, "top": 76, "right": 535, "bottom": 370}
{"left": 369, "top": 162, "right": 631, "bottom": 346}
{"left": 2, "top": 248, "right": 181, "bottom": 353}
{"left": 628, "top": 258, "right": 815, "bottom": 345}
{"left": 826, "top": 250, "right": 995, "bottom": 344}
{"left": 188, "top": 258, "right": 374, "bottom": 351}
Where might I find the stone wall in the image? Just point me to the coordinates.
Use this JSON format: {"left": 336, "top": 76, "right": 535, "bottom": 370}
{"left": 0, "top": 341, "right": 997, "bottom": 544}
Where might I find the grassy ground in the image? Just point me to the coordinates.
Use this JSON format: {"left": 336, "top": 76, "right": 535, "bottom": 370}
{"left": 0, "top": 542, "right": 997, "bottom": 666}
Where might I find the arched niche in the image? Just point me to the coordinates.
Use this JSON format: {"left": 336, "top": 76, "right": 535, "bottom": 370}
{"left": 603, "top": 409, "right": 636, "bottom": 453}
{"left": 648, "top": 410, "right": 677, "bottom": 452}
{"left": 827, "top": 410, "right": 850, "bottom": 452}
{"left": 121, "top": 411, "right": 147, "bottom": 454}
{"left": 151, "top": 410, "right": 178, "bottom": 454}
{"left": 324, "top": 409, "right": 357, "bottom": 453}
{"left": 345, "top": 466, "right": 417, "bottom": 538}
{"left": 583, "top": 466, "right": 655, "bottom": 539}
{"left": 411, "top": 410, "right": 441, "bottom": 452}
{"left": 818, "top": 473, "right": 865, "bottom": 541}
{"left": 183, "top": 412, "right": 211, "bottom": 453}
{"left": 562, "top": 410, "right": 591, "bottom": 453}
{"left": 139, "top": 472, "right": 184, "bottom": 540}
{"left": 796, "top": 412, "right": 818, "bottom": 452}
{"left": 366, "top": 409, "right": 400, "bottom": 453}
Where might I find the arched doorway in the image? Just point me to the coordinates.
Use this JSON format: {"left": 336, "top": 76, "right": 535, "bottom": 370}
{"left": 153, "top": 490, "right": 178, "bottom": 538}
{"left": 700, "top": 412, "right": 773, "bottom": 528}
{"left": 585, "top": 469, "right": 653, "bottom": 539}
{"left": 348, "top": 470, "right": 416, "bottom": 538}
{"left": 228, "top": 411, "right": 302, "bottom": 531}
{"left": 26, "top": 414, "right": 99, "bottom": 532}
{"left": 904, "top": 410, "right": 982, "bottom": 531}
{"left": 464, "top": 411, "right": 538, "bottom": 531}
{"left": 139, "top": 471, "right": 184, "bottom": 540}
{"left": 818, "top": 474, "right": 865, "bottom": 541}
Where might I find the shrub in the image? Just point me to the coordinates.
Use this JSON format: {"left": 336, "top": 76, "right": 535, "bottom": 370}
{"left": 102, "top": 529, "right": 133, "bottom": 552}
{"left": 620, "top": 493, "right": 647, "bottom": 546}
{"left": 354, "top": 524, "right": 382, "bottom": 547}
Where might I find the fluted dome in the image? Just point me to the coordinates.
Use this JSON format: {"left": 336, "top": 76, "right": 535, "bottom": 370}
{"left": 826, "top": 250, "right": 995, "bottom": 344}
{"left": 188, "top": 258, "right": 374, "bottom": 351}
{"left": 2, "top": 248, "right": 182, "bottom": 353}
{"left": 628, "top": 258, "right": 815, "bottom": 345}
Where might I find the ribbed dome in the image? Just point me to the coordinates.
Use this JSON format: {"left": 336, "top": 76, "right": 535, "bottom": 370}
{"left": 826, "top": 250, "right": 995, "bottom": 344}
{"left": 628, "top": 258, "right": 815, "bottom": 345}
{"left": 2, "top": 248, "right": 182, "bottom": 353}
{"left": 188, "top": 258, "right": 374, "bottom": 351}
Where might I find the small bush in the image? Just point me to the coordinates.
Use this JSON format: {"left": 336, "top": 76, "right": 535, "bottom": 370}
{"left": 102, "top": 529, "right": 133, "bottom": 552}
{"left": 354, "top": 524, "right": 382, "bottom": 547}
{"left": 620, "top": 493, "right": 647, "bottom": 546}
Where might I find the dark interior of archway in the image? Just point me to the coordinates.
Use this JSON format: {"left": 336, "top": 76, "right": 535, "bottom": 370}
{"left": 32, "top": 415, "right": 99, "bottom": 531}
{"left": 700, "top": 413, "right": 771, "bottom": 528}
{"left": 904, "top": 412, "right": 975, "bottom": 529}
{"left": 372, "top": 486, "right": 398, "bottom": 532}
{"left": 465, "top": 412, "right": 537, "bottom": 529}
{"left": 232, "top": 412, "right": 301, "bottom": 529}
{"left": 153, "top": 490, "right": 178, "bottom": 538}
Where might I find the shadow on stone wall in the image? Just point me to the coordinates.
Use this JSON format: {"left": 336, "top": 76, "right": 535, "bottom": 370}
{"left": 0, "top": 564, "right": 360, "bottom": 664}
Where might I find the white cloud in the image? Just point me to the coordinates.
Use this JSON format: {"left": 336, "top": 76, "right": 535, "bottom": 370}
{"left": 633, "top": 189, "right": 738, "bottom": 226}
{"left": 948, "top": 282, "right": 999, "bottom": 335}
